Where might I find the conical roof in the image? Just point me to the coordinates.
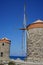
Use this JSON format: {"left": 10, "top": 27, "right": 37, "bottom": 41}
{"left": 2, "top": 37, "right": 9, "bottom": 40}
{"left": 0, "top": 37, "right": 11, "bottom": 44}
{"left": 26, "top": 19, "right": 43, "bottom": 29}
{"left": 33, "top": 19, "right": 43, "bottom": 23}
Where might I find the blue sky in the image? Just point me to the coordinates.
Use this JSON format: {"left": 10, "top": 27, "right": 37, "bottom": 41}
{"left": 0, "top": 0, "right": 43, "bottom": 56}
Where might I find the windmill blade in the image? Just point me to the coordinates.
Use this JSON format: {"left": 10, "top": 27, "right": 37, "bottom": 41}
{"left": 22, "top": 1, "right": 27, "bottom": 56}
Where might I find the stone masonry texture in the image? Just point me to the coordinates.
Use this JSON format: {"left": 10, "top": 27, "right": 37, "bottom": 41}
{"left": 27, "top": 28, "right": 43, "bottom": 62}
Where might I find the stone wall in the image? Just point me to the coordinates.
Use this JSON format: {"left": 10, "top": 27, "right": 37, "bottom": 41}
{"left": 27, "top": 28, "right": 43, "bottom": 62}
{"left": 0, "top": 42, "right": 10, "bottom": 61}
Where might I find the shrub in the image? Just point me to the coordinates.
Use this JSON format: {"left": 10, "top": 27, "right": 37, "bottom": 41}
{"left": 8, "top": 61, "right": 16, "bottom": 65}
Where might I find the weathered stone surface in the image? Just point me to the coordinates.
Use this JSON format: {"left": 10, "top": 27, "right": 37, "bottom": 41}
{"left": 27, "top": 28, "right": 43, "bottom": 62}
{"left": 0, "top": 38, "right": 10, "bottom": 62}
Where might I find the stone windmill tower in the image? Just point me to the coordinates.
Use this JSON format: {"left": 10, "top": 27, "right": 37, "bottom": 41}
{"left": 0, "top": 37, "right": 11, "bottom": 62}
{"left": 26, "top": 20, "right": 43, "bottom": 62}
